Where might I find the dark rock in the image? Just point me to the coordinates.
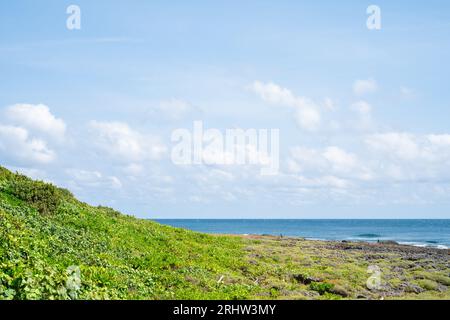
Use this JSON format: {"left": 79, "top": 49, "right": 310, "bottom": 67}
{"left": 292, "top": 273, "right": 322, "bottom": 284}
{"left": 378, "top": 240, "right": 399, "bottom": 245}
{"left": 437, "top": 285, "right": 447, "bottom": 293}
{"left": 401, "top": 283, "right": 424, "bottom": 294}
{"left": 406, "top": 256, "right": 420, "bottom": 261}
{"left": 302, "top": 290, "right": 320, "bottom": 297}
{"left": 391, "top": 266, "right": 404, "bottom": 273}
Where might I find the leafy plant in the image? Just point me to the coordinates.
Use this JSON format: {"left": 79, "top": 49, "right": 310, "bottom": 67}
{"left": 7, "top": 174, "right": 61, "bottom": 215}
{"left": 309, "top": 281, "right": 334, "bottom": 295}
{"left": 417, "top": 279, "right": 438, "bottom": 291}
{"left": 0, "top": 165, "right": 449, "bottom": 301}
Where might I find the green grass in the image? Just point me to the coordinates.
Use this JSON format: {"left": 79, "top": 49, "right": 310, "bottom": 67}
{"left": 0, "top": 166, "right": 449, "bottom": 300}
{"left": 0, "top": 167, "right": 256, "bottom": 299}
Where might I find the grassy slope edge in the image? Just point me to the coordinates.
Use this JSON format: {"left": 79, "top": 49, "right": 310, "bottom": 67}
{"left": 0, "top": 166, "right": 449, "bottom": 300}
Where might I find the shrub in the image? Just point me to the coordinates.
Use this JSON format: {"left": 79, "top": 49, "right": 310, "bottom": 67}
{"left": 309, "top": 281, "right": 334, "bottom": 295}
{"left": 8, "top": 174, "right": 61, "bottom": 215}
{"left": 431, "top": 275, "right": 450, "bottom": 286}
{"left": 417, "top": 279, "right": 439, "bottom": 291}
{"left": 0, "top": 167, "right": 13, "bottom": 180}
{"left": 97, "top": 206, "right": 121, "bottom": 218}
{"left": 421, "top": 273, "right": 450, "bottom": 286}
{"left": 57, "top": 187, "right": 74, "bottom": 200}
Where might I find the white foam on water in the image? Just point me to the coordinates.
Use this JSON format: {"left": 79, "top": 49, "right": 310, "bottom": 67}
{"left": 398, "top": 241, "right": 448, "bottom": 250}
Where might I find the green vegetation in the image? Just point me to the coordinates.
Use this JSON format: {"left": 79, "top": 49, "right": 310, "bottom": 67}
{"left": 309, "top": 282, "right": 334, "bottom": 295}
{"left": 0, "top": 166, "right": 449, "bottom": 300}
{"left": 417, "top": 279, "right": 439, "bottom": 291}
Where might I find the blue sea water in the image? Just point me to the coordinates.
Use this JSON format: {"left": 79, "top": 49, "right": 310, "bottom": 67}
{"left": 154, "top": 219, "right": 450, "bottom": 249}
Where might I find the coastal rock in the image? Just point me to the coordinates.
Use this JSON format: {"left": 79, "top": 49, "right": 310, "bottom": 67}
{"left": 378, "top": 240, "right": 399, "bottom": 245}
{"left": 292, "top": 273, "right": 322, "bottom": 284}
{"left": 301, "top": 290, "right": 320, "bottom": 297}
{"left": 437, "top": 284, "right": 447, "bottom": 292}
{"left": 400, "top": 283, "right": 424, "bottom": 294}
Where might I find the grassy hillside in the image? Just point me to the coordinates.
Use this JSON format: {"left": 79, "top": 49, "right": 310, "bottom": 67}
{"left": 0, "top": 166, "right": 449, "bottom": 300}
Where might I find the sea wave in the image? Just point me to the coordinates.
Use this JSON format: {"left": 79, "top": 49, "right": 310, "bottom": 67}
{"left": 356, "top": 233, "right": 382, "bottom": 238}
{"left": 398, "top": 241, "right": 448, "bottom": 250}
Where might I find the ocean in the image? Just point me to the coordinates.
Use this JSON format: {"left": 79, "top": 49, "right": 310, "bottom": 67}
{"left": 154, "top": 219, "right": 450, "bottom": 249}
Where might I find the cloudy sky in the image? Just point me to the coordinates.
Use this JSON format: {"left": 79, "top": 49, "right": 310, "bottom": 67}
{"left": 1, "top": 0, "right": 450, "bottom": 218}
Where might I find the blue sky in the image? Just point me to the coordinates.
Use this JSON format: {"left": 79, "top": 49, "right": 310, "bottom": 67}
{"left": 1, "top": 1, "right": 450, "bottom": 218}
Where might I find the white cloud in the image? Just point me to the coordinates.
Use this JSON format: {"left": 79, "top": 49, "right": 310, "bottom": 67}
{"left": 288, "top": 146, "right": 323, "bottom": 173}
{"left": 250, "top": 81, "right": 321, "bottom": 131}
{"left": 109, "top": 176, "right": 123, "bottom": 189}
{"left": 188, "top": 195, "right": 209, "bottom": 203}
{"left": 89, "top": 121, "right": 167, "bottom": 162}
{"left": 350, "top": 100, "right": 374, "bottom": 130}
{"left": 323, "top": 97, "right": 336, "bottom": 111}
{"left": 269, "top": 129, "right": 450, "bottom": 205}
{"left": 4, "top": 104, "right": 66, "bottom": 139}
{"left": 314, "top": 175, "right": 350, "bottom": 189}
{"left": 365, "top": 132, "right": 420, "bottom": 160}
{"left": 353, "top": 78, "right": 377, "bottom": 96}
{"left": 351, "top": 100, "right": 372, "bottom": 115}
{"left": 5, "top": 166, "right": 48, "bottom": 181}
{"left": 323, "top": 146, "right": 358, "bottom": 173}
{"left": 288, "top": 145, "right": 370, "bottom": 181}
{"left": 280, "top": 130, "right": 450, "bottom": 203}
{"left": 428, "top": 134, "right": 450, "bottom": 147}
{"left": 290, "top": 175, "right": 351, "bottom": 189}
{"left": 250, "top": 81, "right": 297, "bottom": 106}
{"left": 0, "top": 104, "right": 65, "bottom": 165}
{"left": 66, "top": 169, "right": 122, "bottom": 190}
{"left": 0, "top": 125, "right": 55, "bottom": 164}
{"left": 123, "top": 163, "right": 145, "bottom": 176}
{"left": 362, "top": 132, "right": 450, "bottom": 183}
{"left": 294, "top": 107, "right": 321, "bottom": 132}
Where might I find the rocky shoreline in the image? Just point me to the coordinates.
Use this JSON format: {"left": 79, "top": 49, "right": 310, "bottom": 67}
{"left": 238, "top": 234, "right": 450, "bottom": 299}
